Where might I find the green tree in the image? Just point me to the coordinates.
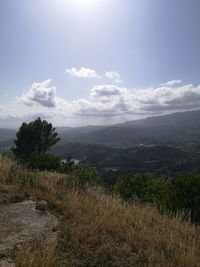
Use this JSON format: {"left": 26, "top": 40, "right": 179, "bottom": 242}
{"left": 12, "top": 117, "right": 60, "bottom": 162}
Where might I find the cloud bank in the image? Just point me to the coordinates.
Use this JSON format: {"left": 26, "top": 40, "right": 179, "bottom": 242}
{"left": 4, "top": 79, "right": 200, "bottom": 127}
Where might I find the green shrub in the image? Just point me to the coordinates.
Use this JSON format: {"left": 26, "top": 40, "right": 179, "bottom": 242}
{"left": 170, "top": 175, "right": 200, "bottom": 223}
{"left": 59, "top": 157, "right": 75, "bottom": 173}
{"left": 58, "top": 162, "right": 101, "bottom": 188}
{"left": 28, "top": 153, "right": 60, "bottom": 171}
{"left": 143, "top": 178, "right": 171, "bottom": 212}
{"left": 115, "top": 172, "right": 200, "bottom": 223}
{"left": 114, "top": 173, "right": 147, "bottom": 202}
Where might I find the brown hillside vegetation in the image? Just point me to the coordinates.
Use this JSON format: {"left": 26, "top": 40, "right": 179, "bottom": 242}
{"left": 0, "top": 155, "right": 200, "bottom": 266}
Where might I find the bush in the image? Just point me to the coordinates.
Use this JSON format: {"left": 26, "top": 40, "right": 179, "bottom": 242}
{"left": 114, "top": 173, "right": 147, "bottom": 202}
{"left": 58, "top": 162, "right": 101, "bottom": 188}
{"left": 115, "top": 172, "right": 200, "bottom": 223}
{"left": 143, "top": 178, "right": 170, "bottom": 212}
{"left": 170, "top": 175, "right": 200, "bottom": 223}
{"left": 28, "top": 153, "right": 60, "bottom": 171}
{"left": 59, "top": 157, "right": 76, "bottom": 173}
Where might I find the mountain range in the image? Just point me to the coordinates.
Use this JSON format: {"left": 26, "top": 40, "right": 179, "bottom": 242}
{"left": 1, "top": 109, "right": 200, "bottom": 150}
{"left": 56, "top": 109, "right": 200, "bottom": 148}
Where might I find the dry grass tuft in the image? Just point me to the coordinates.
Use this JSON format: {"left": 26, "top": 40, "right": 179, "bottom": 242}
{"left": 0, "top": 155, "right": 200, "bottom": 266}
{"left": 16, "top": 244, "right": 57, "bottom": 267}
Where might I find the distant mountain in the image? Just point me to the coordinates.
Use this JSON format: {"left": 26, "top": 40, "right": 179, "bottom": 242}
{"left": 1, "top": 109, "right": 200, "bottom": 151}
{"left": 0, "top": 129, "right": 15, "bottom": 152}
{"left": 123, "top": 109, "right": 200, "bottom": 130}
{"left": 0, "top": 128, "right": 16, "bottom": 142}
{"left": 56, "top": 125, "right": 106, "bottom": 145}
{"left": 55, "top": 110, "right": 200, "bottom": 147}
{"left": 53, "top": 109, "right": 200, "bottom": 184}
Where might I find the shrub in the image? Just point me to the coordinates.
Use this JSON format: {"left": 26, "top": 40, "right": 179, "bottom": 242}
{"left": 170, "top": 175, "right": 200, "bottom": 223}
{"left": 143, "top": 178, "right": 171, "bottom": 212}
{"left": 115, "top": 172, "right": 200, "bottom": 223}
{"left": 58, "top": 162, "right": 101, "bottom": 188}
{"left": 114, "top": 173, "right": 147, "bottom": 202}
{"left": 28, "top": 153, "right": 60, "bottom": 171}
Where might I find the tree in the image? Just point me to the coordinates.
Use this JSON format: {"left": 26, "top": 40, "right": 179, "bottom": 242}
{"left": 12, "top": 117, "right": 60, "bottom": 162}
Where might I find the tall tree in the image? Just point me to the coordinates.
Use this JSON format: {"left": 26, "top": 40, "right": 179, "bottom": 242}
{"left": 12, "top": 117, "right": 60, "bottom": 161}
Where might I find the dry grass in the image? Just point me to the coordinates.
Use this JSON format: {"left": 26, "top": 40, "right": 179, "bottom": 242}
{"left": 0, "top": 155, "right": 200, "bottom": 267}
{"left": 16, "top": 244, "right": 57, "bottom": 267}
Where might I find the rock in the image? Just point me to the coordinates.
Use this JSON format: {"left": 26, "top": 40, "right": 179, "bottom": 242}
{"left": 0, "top": 200, "right": 58, "bottom": 263}
{"left": 0, "top": 259, "right": 15, "bottom": 267}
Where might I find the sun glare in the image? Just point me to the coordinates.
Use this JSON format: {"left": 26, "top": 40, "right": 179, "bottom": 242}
{"left": 78, "top": 0, "right": 94, "bottom": 4}
{"left": 54, "top": 0, "right": 105, "bottom": 13}
{"left": 74, "top": 0, "right": 99, "bottom": 8}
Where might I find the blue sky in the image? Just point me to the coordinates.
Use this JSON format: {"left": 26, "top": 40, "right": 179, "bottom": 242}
{"left": 0, "top": 0, "right": 200, "bottom": 128}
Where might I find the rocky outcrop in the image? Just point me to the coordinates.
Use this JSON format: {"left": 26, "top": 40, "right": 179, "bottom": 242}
{"left": 0, "top": 200, "right": 58, "bottom": 266}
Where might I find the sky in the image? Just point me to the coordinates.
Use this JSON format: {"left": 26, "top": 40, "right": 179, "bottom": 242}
{"left": 0, "top": 0, "right": 200, "bottom": 128}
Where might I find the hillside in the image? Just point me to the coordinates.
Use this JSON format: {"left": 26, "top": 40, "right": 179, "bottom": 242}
{"left": 52, "top": 143, "right": 200, "bottom": 184}
{"left": 1, "top": 110, "right": 200, "bottom": 151}
{"left": 55, "top": 110, "right": 200, "bottom": 147}
{"left": 2, "top": 110, "right": 200, "bottom": 185}
{"left": 0, "top": 128, "right": 15, "bottom": 142}
{"left": 0, "top": 155, "right": 200, "bottom": 266}
{"left": 123, "top": 109, "right": 200, "bottom": 129}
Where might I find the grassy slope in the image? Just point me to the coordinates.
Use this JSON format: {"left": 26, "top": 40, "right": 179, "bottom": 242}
{"left": 0, "top": 155, "right": 200, "bottom": 267}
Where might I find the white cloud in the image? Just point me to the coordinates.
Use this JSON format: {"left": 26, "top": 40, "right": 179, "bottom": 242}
{"left": 66, "top": 67, "right": 99, "bottom": 78}
{"left": 8, "top": 80, "right": 200, "bottom": 126}
{"left": 73, "top": 83, "right": 200, "bottom": 118}
{"left": 160, "top": 80, "right": 182, "bottom": 86}
{"left": 91, "top": 85, "right": 125, "bottom": 97}
{"left": 19, "top": 79, "right": 57, "bottom": 108}
{"left": 105, "top": 71, "right": 122, "bottom": 83}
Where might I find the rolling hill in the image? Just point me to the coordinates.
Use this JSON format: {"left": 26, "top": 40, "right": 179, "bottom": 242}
{"left": 1, "top": 109, "right": 200, "bottom": 154}
{"left": 55, "top": 109, "right": 200, "bottom": 147}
